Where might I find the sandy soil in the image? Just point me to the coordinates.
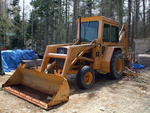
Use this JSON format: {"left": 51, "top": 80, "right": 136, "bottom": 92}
{"left": 0, "top": 68, "right": 150, "bottom": 113}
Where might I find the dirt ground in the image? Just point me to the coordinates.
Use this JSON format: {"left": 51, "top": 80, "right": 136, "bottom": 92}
{"left": 0, "top": 68, "right": 150, "bottom": 113}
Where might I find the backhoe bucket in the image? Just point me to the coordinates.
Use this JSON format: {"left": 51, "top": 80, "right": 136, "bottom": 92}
{"left": 2, "top": 67, "right": 70, "bottom": 109}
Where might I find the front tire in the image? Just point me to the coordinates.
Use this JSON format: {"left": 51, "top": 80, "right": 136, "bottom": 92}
{"left": 76, "top": 66, "right": 95, "bottom": 89}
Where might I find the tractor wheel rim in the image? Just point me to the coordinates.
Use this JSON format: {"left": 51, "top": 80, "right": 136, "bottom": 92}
{"left": 116, "top": 58, "right": 123, "bottom": 73}
{"left": 84, "top": 72, "right": 93, "bottom": 85}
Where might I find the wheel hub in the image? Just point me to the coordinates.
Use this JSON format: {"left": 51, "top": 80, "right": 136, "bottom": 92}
{"left": 116, "top": 58, "right": 123, "bottom": 73}
{"left": 84, "top": 72, "right": 93, "bottom": 85}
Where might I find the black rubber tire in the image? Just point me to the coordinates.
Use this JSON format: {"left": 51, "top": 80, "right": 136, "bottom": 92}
{"left": 110, "top": 51, "right": 125, "bottom": 79}
{"left": 76, "top": 66, "right": 95, "bottom": 89}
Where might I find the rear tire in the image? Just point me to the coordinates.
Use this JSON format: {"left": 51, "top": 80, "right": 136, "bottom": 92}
{"left": 110, "top": 51, "right": 124, "bottom": 79}
{"left": 76, "top": 66, "right": 95, "bottom": 89}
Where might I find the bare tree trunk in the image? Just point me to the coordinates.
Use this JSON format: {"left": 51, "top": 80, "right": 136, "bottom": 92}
{"left": 148, "top": 1, "right": 150, "bottom": 36}
{"left": 59, "top": 0, "right": 62, "bottom": 22}
{"left": 87, "top": 0, "right": 93, "bottom": 16}
{"left": 142, "top": 0, "right": 146, "bottom": 38}
{"left": 22, "top": 0, "right": 25, "bottom": 47}
{"left": 131, "top": 15, "right": 135, "bottom": 44}
{"left": 118, "top": 0, "right": 123, "bottom": 25}
{"left": 44, "top": 0, "right": 49, "bottom": 48}
{"left": 31, "top": 11, "right": 34, "bottom": 49}
{"left": 149, "top": 2, "right": 150, "bottom": 24}
{"left": 72, "top": 0, "right": 79, "bottom": 42}
{"left": 101, "top": 0, "right": 105, "bottom": 16}
{"left": 135, "top": 0, "right": 139, "bottom": 38}
{"left": 57, "top": 0, "right": 62, "bottom": 43}
{"left": 0, "top": 0, "right": 2, "bottom": 17}
{"left": 128, "top": 0, "right": 132, "bottom": 45}
{"left": 109, "top": 0, "right": 114, "bottom": 19}
{"left": 67, "top": 1, "right": 70, "bottom": 42}
{"left": 132, "top": 15, "right": 135, "bottom": 62}
{"left": 65, "top": 0, "right": 69, "bottom": 43}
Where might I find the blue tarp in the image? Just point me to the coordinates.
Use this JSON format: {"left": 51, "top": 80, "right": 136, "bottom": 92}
{"left": 132, "top": 64, "right": 145, "bottom": 69}
{"left": 1, "top": 49, "right": 36, "bottom": 72}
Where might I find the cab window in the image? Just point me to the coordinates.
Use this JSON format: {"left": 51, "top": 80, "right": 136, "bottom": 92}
{"left": 103, "top": 24, "right": 119, "bottom": 42}
{"left": 111, "top": 26, "right": 119, "bottom": 42}
{"left": 81, "top": 21, "right": 99, "bottom": 42}
{"left": 103, "top": 24, "right": 110, "bottom": 42}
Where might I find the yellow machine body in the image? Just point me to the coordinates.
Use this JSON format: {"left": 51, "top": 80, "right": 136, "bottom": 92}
{"left": 2, "top": 16, "right": 130, "bottom": 109}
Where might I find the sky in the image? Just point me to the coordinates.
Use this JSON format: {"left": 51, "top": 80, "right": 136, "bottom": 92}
{"left": 19, "top": 0, "right": 32, "bottom": 19}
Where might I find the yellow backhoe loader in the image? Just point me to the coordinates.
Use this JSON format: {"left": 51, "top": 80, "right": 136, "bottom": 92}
{"left": 2, "top": 16, "right": 131, "bottom": 109}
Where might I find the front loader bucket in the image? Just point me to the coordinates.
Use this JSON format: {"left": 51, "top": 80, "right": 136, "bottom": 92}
{"left": 2, "top": 67, "right": 70, "bottom": 109}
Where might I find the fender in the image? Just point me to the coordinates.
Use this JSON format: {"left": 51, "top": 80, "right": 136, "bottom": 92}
{"left": 100, "top": 46, "right": 122, "bottom": 74}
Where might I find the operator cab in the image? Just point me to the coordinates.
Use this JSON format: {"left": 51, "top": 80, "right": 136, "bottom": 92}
{"left": 78, "top": 16, "right": 120, "bottom": 44}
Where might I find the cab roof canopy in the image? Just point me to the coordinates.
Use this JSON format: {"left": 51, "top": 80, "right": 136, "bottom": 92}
{"left": 78, "top": 16, "right": 120, "bottom": 26}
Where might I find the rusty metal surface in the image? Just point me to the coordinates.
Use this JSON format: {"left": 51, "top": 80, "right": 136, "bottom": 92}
{"left": 2, "top": 67, "right": 70, "bottom": 109}
{"left": 3, "top": 85, "right": 49, "bottom": 109}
